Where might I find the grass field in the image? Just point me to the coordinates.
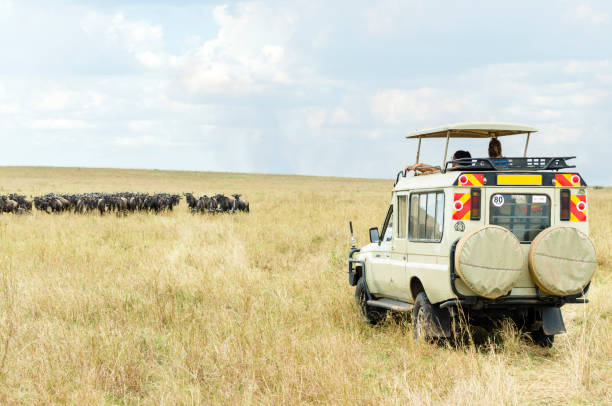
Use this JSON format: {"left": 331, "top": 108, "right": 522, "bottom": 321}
{"left": 0, "top": 166, "right": 610, "bottom": 405}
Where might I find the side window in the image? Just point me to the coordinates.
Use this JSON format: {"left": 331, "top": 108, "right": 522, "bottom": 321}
{"left": 409, "top": 191, "right": 445, "bottom": 242}
{"left": 418, "top": 194, "right": 427, "bottom": 238}
{"left": 409, "top": 194, "right": 419, "bottom": 238}
{"left": 434, "top": 193, "right": 444, "bottom": 240}
{"left": 426, "top": 192, "right": 436, "bottom": 239}
{"left": 397, "top": 195, "right": 407, "bottom": 238}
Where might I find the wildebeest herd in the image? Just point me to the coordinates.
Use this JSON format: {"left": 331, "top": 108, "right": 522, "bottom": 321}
{"left": 185, "top": 193, "right": 249, "bottom": 213}
{"left": 1, "top": 192, "right": 249, "bottom": 216}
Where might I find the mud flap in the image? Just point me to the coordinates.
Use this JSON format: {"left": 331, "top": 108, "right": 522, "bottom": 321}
{"left": 542, "top": 307, "right": 566, "bottom": 336}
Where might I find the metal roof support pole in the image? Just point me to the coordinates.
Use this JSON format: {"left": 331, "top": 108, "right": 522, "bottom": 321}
{"left": 523, "top": 132, "right": 531, "bottom": 157}
{"left": 442, "top": 130, "right": 450, "bottom": 168}
{"left": 415, "top": 137, "right": 422, "bottom": 164}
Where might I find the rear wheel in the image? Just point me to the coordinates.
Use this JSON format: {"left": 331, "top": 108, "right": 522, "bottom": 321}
{"left": 412, "top": 292, "right": 437, "bottom": 341}
{"left": 529, "top": 328, "right": 555, "bottom": 348}
{"left": 355, "top": 277, "right": 386, "bottom": 325}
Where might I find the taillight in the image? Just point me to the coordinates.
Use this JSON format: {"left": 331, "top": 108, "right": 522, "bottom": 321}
{"left": 471, "top": 188, "right": 481, "bottom": 220}
{"left": 560, "top": 189, "right": 570, "bottom": 221}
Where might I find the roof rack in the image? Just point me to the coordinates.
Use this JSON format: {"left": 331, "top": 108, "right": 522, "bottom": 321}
{"left": 444, "top": 156, "right": 576, "bottom": 172}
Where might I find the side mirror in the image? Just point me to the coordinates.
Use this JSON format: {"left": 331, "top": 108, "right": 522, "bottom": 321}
{"left": 369, "top": 227, "right": 380, "bottom": 243}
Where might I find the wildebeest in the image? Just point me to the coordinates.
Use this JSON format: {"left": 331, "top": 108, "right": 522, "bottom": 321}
{"left": 1, "top": 194, "right": 32, "bottom": 214}
{"left": 214, "top": 194, "right": 234, "bottom": 212}
{"left": 232, "top": 194, "right": 249, "bottom": 213}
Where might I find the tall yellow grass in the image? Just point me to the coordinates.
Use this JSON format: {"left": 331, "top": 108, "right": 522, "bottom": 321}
{"left": 0, "top": 167, "right": 610, "bottom": 405}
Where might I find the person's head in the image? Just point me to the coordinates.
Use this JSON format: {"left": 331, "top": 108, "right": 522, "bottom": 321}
{"left": 452, "top": 150, "right": 471, "bottom": 167}
{"left": 488, "top": 138, "right": 502, "bottom": 158}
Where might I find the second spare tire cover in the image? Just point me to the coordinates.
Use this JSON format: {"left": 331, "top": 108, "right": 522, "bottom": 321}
{"left": 528, "top": 226, "right": 596, "bottom": 296}
{"left": 455, "top": 225, "right": 524, "bottom": 299}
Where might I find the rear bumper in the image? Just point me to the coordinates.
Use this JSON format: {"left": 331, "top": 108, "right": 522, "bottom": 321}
{"left": 439, "top": 295, "right": 588, "bottom": 311}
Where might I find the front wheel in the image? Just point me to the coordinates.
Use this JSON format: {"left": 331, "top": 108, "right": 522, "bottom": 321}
{"left": 355, "top": 277, "right": 386, "bottom": 325}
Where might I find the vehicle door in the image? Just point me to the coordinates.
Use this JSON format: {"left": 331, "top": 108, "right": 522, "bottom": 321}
{"left": 386, "top": 192, "right": 409, "bottom": 300}
{"left": 366, "top": 205, "right": 394, "bottom": 296}
{"left": 405, "top": 190, "right": 446, "bottom": 303}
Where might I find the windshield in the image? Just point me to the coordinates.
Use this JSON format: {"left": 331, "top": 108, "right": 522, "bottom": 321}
{"left": 489, "top": 193, "right": 551, "bottom": 242}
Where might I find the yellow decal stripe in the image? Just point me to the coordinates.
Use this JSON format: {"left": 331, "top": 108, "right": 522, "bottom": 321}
{"left": 466, "top": 174, "right": 483, "bottom": 186}
{"left": 497, "top": 174, "right": 542, "bottom": 185}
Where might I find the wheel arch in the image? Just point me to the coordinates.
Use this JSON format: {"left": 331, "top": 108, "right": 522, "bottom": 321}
{"left": 410, "top": 277, "right": 425, "bottom": 302}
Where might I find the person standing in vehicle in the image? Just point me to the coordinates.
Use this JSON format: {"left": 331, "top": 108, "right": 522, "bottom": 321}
{"left": 489, "top": 138, "right": 503, "bottom": 158}
{"left": 489, "top": 138, "right": 509, "bottom": 167}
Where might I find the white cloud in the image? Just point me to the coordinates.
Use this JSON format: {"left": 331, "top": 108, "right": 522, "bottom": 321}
{"left": 1, "top": 1, "right": 612, "bottom": 184}
{"left": 0, "top": 103, "right": 21, "bottom": 114}
{"left": 574, "top": 3, "right": 609, "bottom": 24}
{"left": 331, "top": 108, "right": 350, "bottom": 124}
{"left": 567, "top": 89, "right": 608, "bottom": 106}
{"left": 109, "top": 135, "right": 189, "bottom": 148}
{"left": 25, "top": 119, "right": 92, "bottom": 130}
{"left": 135, "top": 51, "right": 164, "bottom": 69}
{"left": 36, "top": 90, "right": 75, "bottom": 111}
{"left": 127, "top": 120, "right": 155, "bottom": 132}
{"left": 364, "top": 0, "right": 423, "bottom": 36}
{"left": 0, "top": 0, "right": 11, "bottom": 13}
{"left": 80, "top": 11, "right": 164, "bottom": 69}
{"left": 306, "top": 108, "right": 326, "bottom": 128}
{"left": 106, "top": 12, "right": 163, "bottom": 51}
{"left": 371, "top": 60, "right": 612, "bottom": 128}
{"left": 371, "top": 87, "right": 468, "bottom": 123}
{"left": 562, "top": 59, "right": 611, "bottom": 75}
{"left": 173, "top": 3, "right": 300, "bottom": 94}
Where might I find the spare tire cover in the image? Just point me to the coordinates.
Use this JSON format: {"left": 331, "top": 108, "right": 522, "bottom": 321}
{"left": 528, "top": 226, "right": 596, "bottom": 296}
{"left": 455, "top": 225, "right": 524, "bottom": 299}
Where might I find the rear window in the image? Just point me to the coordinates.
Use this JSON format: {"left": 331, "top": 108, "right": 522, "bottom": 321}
{"left": 489, "top": 194, "right": 550, "bottom": 242}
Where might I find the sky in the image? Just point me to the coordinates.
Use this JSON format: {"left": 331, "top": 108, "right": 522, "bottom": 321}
{"left": 0, "top": 0, "right": 611, "bottom": 185}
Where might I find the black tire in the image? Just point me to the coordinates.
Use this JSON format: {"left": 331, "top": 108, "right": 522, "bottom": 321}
{"left": 529, "top": 328, "right": 555, "bottom": 348}
{"left": 355, "top": 277, "right": 386, "bottom": 325}
{"left": 412, "top": 292, "right": 437, "bottom": 341}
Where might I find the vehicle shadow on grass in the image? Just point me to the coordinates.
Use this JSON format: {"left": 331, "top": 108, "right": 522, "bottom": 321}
{"left": 371, "top": 312, "right": 555, "bottom": 354}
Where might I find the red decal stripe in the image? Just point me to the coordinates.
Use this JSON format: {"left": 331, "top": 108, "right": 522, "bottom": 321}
{"left": 472, "top": 174, "right": 484, "bottom": 185}
{"left": 555, "top": 174, "right": 571, "bottom": 187}
{"left": 570, "top": 195, "right": 587, "bottom": 222}
{"left": 453, "top": 196, "right": 471, "bottom": 220}
{"left": 570, "top": 205, "right": 586, "bottom": 221}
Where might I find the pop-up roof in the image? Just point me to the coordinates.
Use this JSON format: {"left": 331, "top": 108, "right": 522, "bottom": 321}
{"left": 406, "top": 122, "right": 538, "bottom": 168}
{"left": 406, "top": 122, "right": 538, "bottom": 139}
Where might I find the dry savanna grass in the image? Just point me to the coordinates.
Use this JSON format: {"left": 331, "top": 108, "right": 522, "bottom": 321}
{"left": 0, "top": 166, "right": 610, "bottom": 405}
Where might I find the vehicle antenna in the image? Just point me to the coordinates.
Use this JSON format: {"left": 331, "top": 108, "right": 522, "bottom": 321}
{"left": 349, "top": 221, "right": 356, "bottom": 248}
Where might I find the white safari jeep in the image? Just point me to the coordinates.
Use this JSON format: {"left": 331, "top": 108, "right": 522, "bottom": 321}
{"left": 348, "top": 123, "right": 596, "bottom": 347}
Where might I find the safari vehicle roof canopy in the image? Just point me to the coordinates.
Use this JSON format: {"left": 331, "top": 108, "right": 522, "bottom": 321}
{"left": 406, "top": 122, "right": 538, "bottom": 168}
{"left": 406, "top": 122, "right": 537, "bottom": 139}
